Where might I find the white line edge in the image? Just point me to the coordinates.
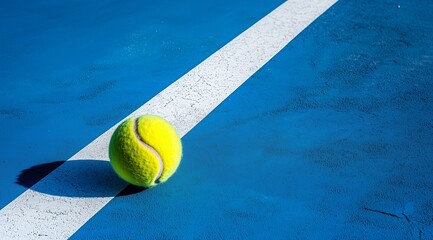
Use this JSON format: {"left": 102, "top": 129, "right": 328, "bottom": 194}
{"left": 0, "top": 0, "right": 338, "bottom": 238}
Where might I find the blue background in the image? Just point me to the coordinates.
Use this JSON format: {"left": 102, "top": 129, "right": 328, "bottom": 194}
{"left": 1, "top": 0, "right": 433, "bottom": 239}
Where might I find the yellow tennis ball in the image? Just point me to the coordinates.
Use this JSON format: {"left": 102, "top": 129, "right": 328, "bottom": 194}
{"left": 109, "top": 115, "right": 182, "bottom": 188}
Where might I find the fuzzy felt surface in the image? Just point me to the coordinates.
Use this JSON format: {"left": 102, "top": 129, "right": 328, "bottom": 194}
{"left": 109, "top": 115, "right": 182, "bottom": 187}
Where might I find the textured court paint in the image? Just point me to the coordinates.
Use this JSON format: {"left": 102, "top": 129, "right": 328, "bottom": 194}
{"left": 0, "top": 0, "right": 283, "bottom": 210}
{"left": 74, "top": 0, "right": 433, "bottom": 239}
{"left": 0, "top": 0, "right": 337, "bottom": 238}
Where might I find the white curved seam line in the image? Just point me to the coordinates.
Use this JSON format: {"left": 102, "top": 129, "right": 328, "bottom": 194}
{"left": 0, "top": 1, "right": 338, "bottom": 238}
{"left": 133, "top": 118, "right": 164, "bottom": 183}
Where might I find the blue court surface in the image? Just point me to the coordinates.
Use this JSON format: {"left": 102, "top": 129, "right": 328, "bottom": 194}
{"left": 1, "top": 0, "right": 433, "bottom": 239}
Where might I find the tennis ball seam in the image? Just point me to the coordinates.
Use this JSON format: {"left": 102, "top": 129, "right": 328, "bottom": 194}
{"left": 133, "top": 117, "right": 164, "bottom": 183}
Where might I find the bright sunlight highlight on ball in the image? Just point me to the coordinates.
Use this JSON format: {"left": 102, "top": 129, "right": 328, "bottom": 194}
{"left": 109, "top": 115, "right": 182, "bottom": 188}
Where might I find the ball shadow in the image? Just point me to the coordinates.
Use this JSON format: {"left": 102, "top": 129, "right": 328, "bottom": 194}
{"left": 16, "top": 160, "right": 66, "bottom": 188}
{"left": 16, "top": 160, "right": 146, "bottom": 198}
{"left": 117, "top": 184, "right": 147, "bottom": 196}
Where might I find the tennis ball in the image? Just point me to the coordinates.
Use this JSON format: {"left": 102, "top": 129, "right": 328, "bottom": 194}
{"left": 109, "top": 115, "right": 182, "bottom": 188}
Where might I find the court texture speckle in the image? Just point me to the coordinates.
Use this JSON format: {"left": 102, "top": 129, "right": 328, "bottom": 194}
{"left": 1, "top": 0, "right": 432, "bottom": 239}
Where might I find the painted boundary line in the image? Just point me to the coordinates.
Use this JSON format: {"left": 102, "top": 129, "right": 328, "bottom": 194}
{"left": 0, "top": 0, "right": 337, "bottom": 238}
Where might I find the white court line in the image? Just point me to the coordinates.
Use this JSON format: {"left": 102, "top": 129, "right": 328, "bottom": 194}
{"left": 0, "top": 0, "right": 337, "bottom": 238}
